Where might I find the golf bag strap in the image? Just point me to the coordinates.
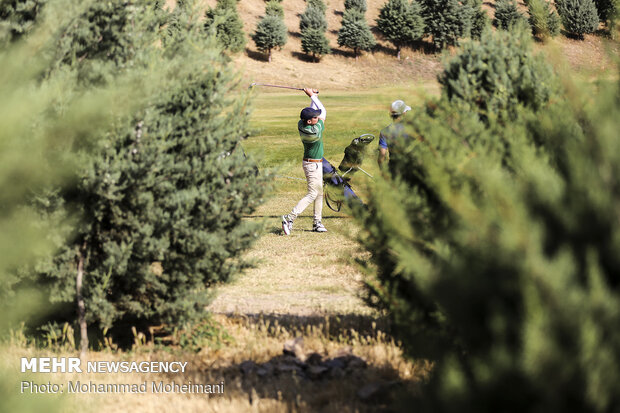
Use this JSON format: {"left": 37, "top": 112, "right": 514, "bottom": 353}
{"left": 324, "top": 183, "right": 342, "bottom": 212}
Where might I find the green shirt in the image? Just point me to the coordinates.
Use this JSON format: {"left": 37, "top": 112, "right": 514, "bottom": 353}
{"left": 298, "top": 119, "right": 324, "bottom": 160}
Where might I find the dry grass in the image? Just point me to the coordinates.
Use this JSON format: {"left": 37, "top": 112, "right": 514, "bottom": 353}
{"left": 4, "top": 313, "right": 430, "bottom": 413}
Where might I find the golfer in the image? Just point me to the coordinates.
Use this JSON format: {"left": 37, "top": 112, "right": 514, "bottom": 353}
{"left": 281, "top": 88, "right": 327, "bottom": 235}
{"left": 378, "top": 99, "right": 411, "bottom": 168}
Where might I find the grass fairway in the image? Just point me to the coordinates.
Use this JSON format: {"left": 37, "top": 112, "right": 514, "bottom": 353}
{"left": 209, "top": 83, "right": 437, "bottom": 316}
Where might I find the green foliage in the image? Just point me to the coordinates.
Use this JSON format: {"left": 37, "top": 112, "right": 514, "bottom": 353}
{"left": 301, "top": 27, "right": 331, "bottom": 61}
{"left": 594, "top": 0, "right": 617, "bottom": 22}
{"left": 175, "top": 317, "right": 234, "bottom": 352}
{"left": 337, "top": 8, "right": 376, "bottom": 58}
{"left": 344, "top": 0, "right": 367, "bottom": 13}
{"left": 355, "top": 21, "right": 620, "bottom": 408}
{"left": 494, "top": 0, "right": 527, "bottom": 30}
{"left": 251, "top": 13, "right": 287, "bottom": 62}
{"left": 557, "top": 0, "right": 600, "bottom": 38}
{"left": 439, "top": 27, "right": 557, "bottom": 124}
{"left": 376, "top": 0, "right": 425, "bottom": 59}
{"left": 300, "top": 6, "right": 327, "bottom": 32}
{"left": 528, "top": 0, "right": 561, "bottom": 40}
{"left": 463, "top": 0, "right": 489, "bottom": 39}
{"left": 265, "top": 0, "right": 284, "bottom": 18}
{"left": 22, "top": 3, "right": 269, "bottom": 334}
{"left": 421, "top": 0, "right": 472, "bottom": 49}
{"left": 306, "top": 0, "right": 327, "bottom": 14}
{"left": 204, "top": 0, "right": 246, "bottom": 53}
{"left": 0, "top": 0, "right": 46, "bottom": 45}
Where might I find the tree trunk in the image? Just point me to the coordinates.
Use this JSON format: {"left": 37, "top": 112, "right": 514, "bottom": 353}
{"left": 354, "top": 47, "right": 358, "bottom": 61}
{"left": 397, "top": 46, "right": 401, "bottom": 60}
{"left": 76, "top": 244, "right": 88, "bottom": 358}
{"left": 268, "top": 48, "right": 272, "bottom": 63}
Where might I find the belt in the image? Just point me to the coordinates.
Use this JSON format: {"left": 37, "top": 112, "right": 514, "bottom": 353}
{"left": 303, "top": 158, "right": 322, "bottom": 162}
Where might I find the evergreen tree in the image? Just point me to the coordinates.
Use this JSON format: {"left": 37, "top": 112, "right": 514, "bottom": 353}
{"left": 354, "top": 26, "right": 620, "bottom": 410}
{"left": 204, "top": 0, "right": 246, "bottom": 53}
{"left": 594, "top": 0, "right": 617, "bottom": 22}
{"left": 300, "top": 6, "right": 327, "bottom": 32}
{"left": 265, "top": 0, "right": 284, "bottom": 18}
{"left": 421, "top": 0, "right": 472, "bottom": 49}
{"left": 0, "top": 0, "right": 46, "bottom": 45}
{"left": 556, "top": 0, "right": 600, "bottom": 38}
{"left": 528, "top": 0, "right": 561, "bottom": 40}
{"left": 376, "top": 0, "right": 425, "bottom": 60}
{"left": 344, "top": 0, "right": 367, "bottom": 13}
{"left": 306, "top": 0, "right": 327, "bottom": 14}
{"left": 300, "top": 0, "right": 330, "bottom": 61}
{"left": 251, "top": 13, "right": 287, "bottom": 62}
{"left": 438, "top": 27, "right": 557, "bottom": 123}
{"left": 301, "top": 27, "right": 331, "bottom": 61}
{"left": 465, "top": 0, "right": 490, "bottom": 39}
{"left": 494, "top": 0, "right": 527, "bottom": 30}
{"left": 337, "top": 8, "right": 376, "bottom": 59}
{"left": 29, "top": 2, "right": 269, "bottom": 344}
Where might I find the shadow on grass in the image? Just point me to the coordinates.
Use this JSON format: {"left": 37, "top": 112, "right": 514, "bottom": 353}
{"left": 162, "top": 313, "right": 426, "bottom": 412}
{"left": 246, "top": 47, "right": 267, "bottom": 62}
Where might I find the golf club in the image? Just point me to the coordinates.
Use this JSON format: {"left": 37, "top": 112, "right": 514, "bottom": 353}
{"left": 249, "top": 83, "right": 318, "bottom": 93}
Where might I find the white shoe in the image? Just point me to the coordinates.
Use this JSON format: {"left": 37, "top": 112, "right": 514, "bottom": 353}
{"left": 313, "top": 221, "right": 327, "bottom": 233}
{"left": 282, "top": 215, "right": 293, "bottom": 235}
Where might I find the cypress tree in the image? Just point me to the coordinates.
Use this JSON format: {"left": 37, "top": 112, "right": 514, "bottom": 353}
{"left": 337, "top": 8, "right": 376, "bottom": 60}
{"left": 30, "top": 2, "right": 269, "bottom": 343}
{"left": 265, "top": 0, "right": 284, "bottom": 18}
{"left": 344, "top": 0, "right": 367, "bottom": 13}
{"left": 556, "top": 0, "right": 600, "bottom": 38}
{"left": 421, "top": 0, "right": 472, "bottom": 49}
{"left": 465, "top": 0, "right": 490, "bottom": 39}
{"left": 306, "top": 0, "right": 327, "bottom": 14}
{"left": 300, "top": 6, "right": 327, "bottom": 32}
{"left": 354, "top": 27, "right": 620, "bottom": 410}
{"left": 494, "top": 0, "right": 527, "bottom": 30}
{"left": 438, "top": 27, "right": 557, "bottom": 123}
{"left": 204, "top": 0, "right": 246, "bottom": 53}
{"left": 376, "top": 0, "right": 425, "bottom": 60}
{"left": 251, "top": 13, "right": 287, "bottom": 62}
{"left": 301, "top": 27, "right": 331, "bottom": 61}
{"left": 300, "top": 0, "right": 330, "bottom": 61}
{"left": 528, "top": 0, "right": 561, "bottom": 39}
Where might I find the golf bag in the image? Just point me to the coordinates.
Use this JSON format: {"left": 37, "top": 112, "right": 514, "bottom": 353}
{"left": 322, "top": 133, "right": 375, "bottom": 212}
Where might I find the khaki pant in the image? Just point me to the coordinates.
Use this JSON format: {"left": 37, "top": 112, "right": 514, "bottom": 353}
{"left": 290, "top": 160, "right": 323, "bottom": 221}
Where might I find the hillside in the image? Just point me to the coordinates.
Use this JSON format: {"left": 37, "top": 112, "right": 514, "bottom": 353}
{"left": 166, "top": 0, "right": 617, "bottom": 91}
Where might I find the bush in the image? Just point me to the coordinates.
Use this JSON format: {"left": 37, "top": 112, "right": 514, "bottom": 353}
{"left": 301, "top": 27, "right": 331, "bottom": 61}
{"left": 354, "top": 25, "right": 620, "bottom": 410}
{"left": 438, "top": 28, "right": 557, "bottom": 124}
{"left": 344, "top": 0, "right": 367, "bottom": 13}
{"left": 421, "top": 0, "right": 472, "bottom": 49}
{"left": 556, "top": 0, "right": 600, "bottom": 38}
{"left": 204, "top": 0, "right": 246, "bottom": 53}
{"left": 299, "top": 6, "right": 327, "bottom": 32}
{"left": 494, "top": 0, "right": 527, "bottom": 30}
{"left": 376, "top": 0, "right": 425, "bottom": 59}
{"left": 528, "top": 0, "right": 561, "bottom": 40}
{"left": 337, "top": 8, "right": 376, "bottom": 59}
{"left": 251, "top": 13, "right": 287, "bottom": 62}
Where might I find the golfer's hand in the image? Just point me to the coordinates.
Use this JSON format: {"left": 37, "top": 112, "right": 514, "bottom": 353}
{"left": 304, "top": 88, "right": 319, "bottom": 97}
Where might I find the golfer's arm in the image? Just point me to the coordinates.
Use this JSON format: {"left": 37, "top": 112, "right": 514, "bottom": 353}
{"left": 310, "top": 95, "right": 326, "bottom": 121}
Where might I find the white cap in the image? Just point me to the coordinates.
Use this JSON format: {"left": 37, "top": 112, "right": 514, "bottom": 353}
{"left": 390, "top": 100, "right": 411, "bottom": 116}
